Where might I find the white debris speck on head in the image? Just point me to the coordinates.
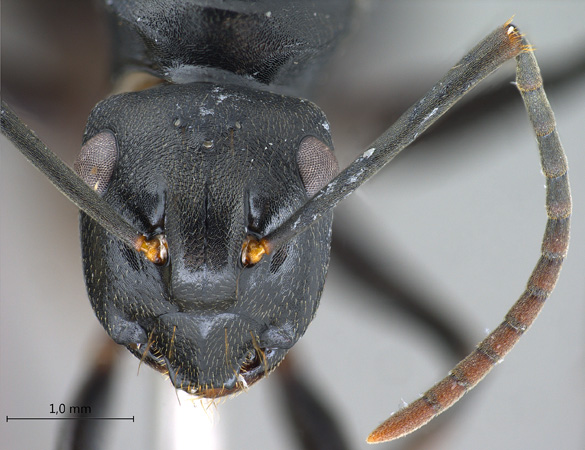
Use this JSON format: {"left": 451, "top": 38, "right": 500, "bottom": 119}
{"left": 363, "top": 147, "right": 375, "bottom": 158}
{"left": 418, "top": 106, "right": 440, "bottom": 131}
{"left": 237, "top": 374, "right": 248, "bottom": 389}
{"left": 325, "top": 180, "right": 337, "bottom": 194}
{"left": 347, "top": 168, "right": 364, "bottom": 184}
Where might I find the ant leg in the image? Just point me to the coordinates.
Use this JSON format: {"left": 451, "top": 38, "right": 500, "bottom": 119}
{"left": 56, "top": 338, "right": 121, "bottom": 449}
{"left": 275, "top": 219, "right": 475, "bottom": 450}
{"left": 331, "top": 222, "right": 471, "bottom": 361}
{"left": 367, "top": 32, "right": 571, "bottom": 443}
{"left": 276, "top": 354, "right": 351, "bottom": 450}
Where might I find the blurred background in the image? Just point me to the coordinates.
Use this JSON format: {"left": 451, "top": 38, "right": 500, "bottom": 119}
{"left": 1, "top": 1, "right": 584, "bottom": 449}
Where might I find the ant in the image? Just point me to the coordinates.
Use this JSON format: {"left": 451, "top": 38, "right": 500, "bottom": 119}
{"left": 3, "top": 1, "right": 580, "bottom": 448}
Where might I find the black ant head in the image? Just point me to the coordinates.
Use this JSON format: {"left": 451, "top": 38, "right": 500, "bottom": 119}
{"left": 77, "top": 82, "right": 338, "bottom": 395}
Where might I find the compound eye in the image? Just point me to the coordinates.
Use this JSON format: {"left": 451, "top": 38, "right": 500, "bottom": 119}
{"left": 297, "top": 136, "right": 339, "bottom": 197}
{"left": 75, "top": 131, "right": 118, "bottom": 196}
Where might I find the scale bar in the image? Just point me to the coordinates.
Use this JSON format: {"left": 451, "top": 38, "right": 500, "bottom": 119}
{"left": 6, "top": 416, "right": 135, "bottom": 422}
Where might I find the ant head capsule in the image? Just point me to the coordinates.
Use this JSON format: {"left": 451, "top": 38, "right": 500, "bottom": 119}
{"left": 80, "top": 82, "right": 337, "bottom": 395}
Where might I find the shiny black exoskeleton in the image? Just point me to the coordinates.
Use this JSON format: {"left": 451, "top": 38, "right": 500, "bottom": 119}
{"left": 79, "top": 0, "right": 351, "bottom": 395}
